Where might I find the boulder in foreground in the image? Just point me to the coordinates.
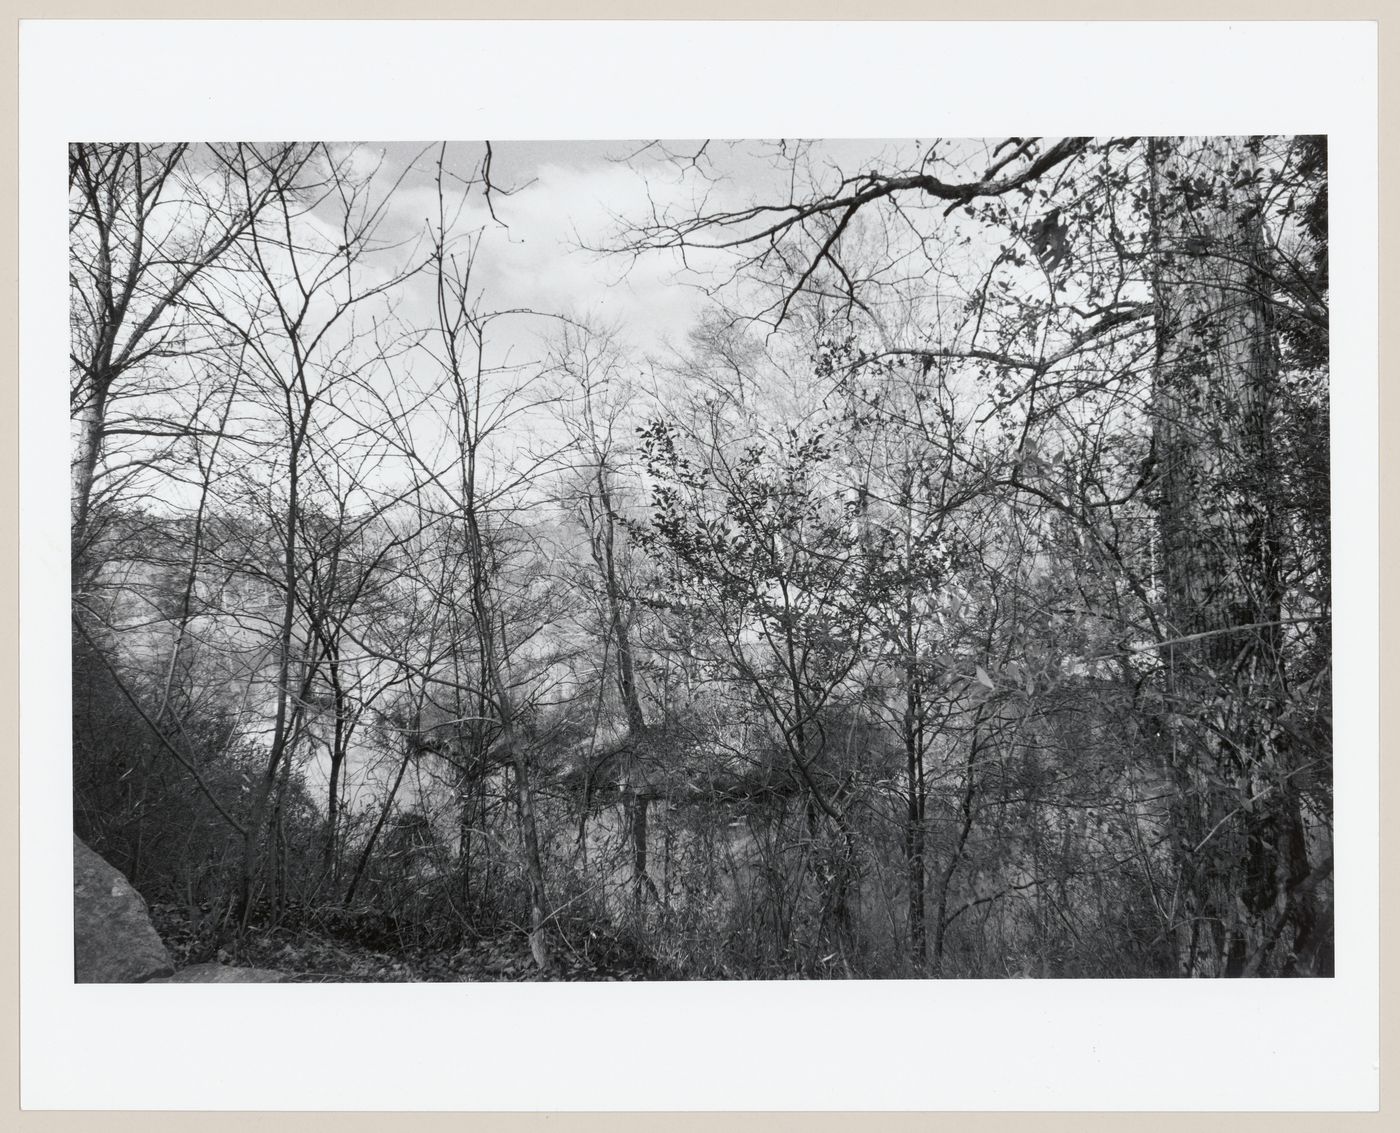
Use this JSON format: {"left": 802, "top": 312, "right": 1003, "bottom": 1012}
{"left": 73, "top": 834, "right": 174, "bottom": 983}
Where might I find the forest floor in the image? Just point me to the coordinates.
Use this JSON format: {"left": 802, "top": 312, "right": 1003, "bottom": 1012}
{"left": 148, "top": 901, "right": 666, "bottom": 982}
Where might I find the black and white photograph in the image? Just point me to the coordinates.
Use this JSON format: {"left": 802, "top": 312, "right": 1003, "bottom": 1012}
{"left": 19, "top": 15, "right": 1381, "bottom": 1115}
{"left": 68, "top": 134, "right": 1334, "bottom": 984}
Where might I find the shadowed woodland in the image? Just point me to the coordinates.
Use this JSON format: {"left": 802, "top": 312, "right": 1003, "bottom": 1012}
{"left": 71, "top": 137, "right": 1331, "bottom": 979}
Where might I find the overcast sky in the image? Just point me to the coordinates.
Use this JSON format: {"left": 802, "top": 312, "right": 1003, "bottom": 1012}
{"left": 352, "top": 139, "right": 982, "bottom": 363}
{"left": 358, "top": 140, "right": 721, "bottom": 360}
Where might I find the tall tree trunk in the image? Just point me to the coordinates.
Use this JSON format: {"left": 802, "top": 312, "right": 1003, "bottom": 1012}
{"left": 1149, "top": 135, "right": 1316, "bottom": 976}
{"left": 930, "top": 711, "right": 980, "bottom": 977}
{"left": 630, "top": 795, "right": 651, "bottom": 910}
{"left": 71, "top": 378, "right": 110, "bottom": 569}
{"left": 321, "top": 668, "right": 347, "bottom": 885}
{"left": 235, "top": 398, "right": 314, "bottom": 934}
{"left": 458, "top": 674, "right": 491, "bottom": 907}
{"left": 466, "top": 514, "right": 551, "bottom": 972}
{"left": 903, "top": 660, "right": 926, "bottom": 968}
{"left": 589, "top": 467, "right": 655, "bottom": 906}
{"left": 497, "top": 681, "right": 551, "bottom": 971}
{"left": 343, "top": 731, "right": 414, "bottom": 908}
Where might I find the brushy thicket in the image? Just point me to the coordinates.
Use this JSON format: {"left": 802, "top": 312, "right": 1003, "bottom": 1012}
{"left": 69, "top": 137, "right": 1332, "bottom": 980}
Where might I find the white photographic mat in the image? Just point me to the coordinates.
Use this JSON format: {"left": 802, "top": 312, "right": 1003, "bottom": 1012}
{"left": 20, "top": 19, "right": 1378, "bottom": 1111}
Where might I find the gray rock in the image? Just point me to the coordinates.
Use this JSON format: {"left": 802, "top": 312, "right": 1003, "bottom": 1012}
{"left": 151, "top": 963, "right": 289, "bottom": 983}
{"left": 73, "top": 834, "right": 174, "bottom": 983}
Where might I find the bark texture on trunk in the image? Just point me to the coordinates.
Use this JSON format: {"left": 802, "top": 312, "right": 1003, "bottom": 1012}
{"left": 1150, "top": 136, "right": 1321, "bottom": 976}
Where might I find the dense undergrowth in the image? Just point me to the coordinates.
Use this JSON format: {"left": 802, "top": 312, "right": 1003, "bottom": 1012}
{"left": 147, "top": 899, "right": 672, "bottom": 982}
